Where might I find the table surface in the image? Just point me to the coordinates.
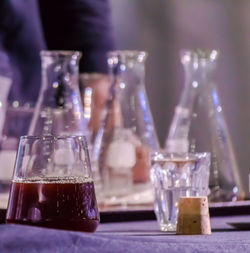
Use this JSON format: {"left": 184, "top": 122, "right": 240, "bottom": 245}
{"left": 1, "top": 215, "right": 250, "bottom": 253}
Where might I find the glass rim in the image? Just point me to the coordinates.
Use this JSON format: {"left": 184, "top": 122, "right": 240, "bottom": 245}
{"left": 152, "top": 151, "right": 210, "bottom": 162}
{"left": 180, "top": 49, "right": 218, "bottom": 62}
{"left": 40, "top": 50, "right": 82, "bottom": 58}
{"left": 20, "top": 135, "right": 88, "bottom": 142}
{"left": 107, "top": 50, "right": 148, "bottom": 60}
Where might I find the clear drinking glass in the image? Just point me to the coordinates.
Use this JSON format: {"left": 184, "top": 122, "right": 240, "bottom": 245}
{"left": 6, "top": 135, "right": 99, "bottom": 232}
{"left": 150, "top": 152, "right": 211, "bottom": 232}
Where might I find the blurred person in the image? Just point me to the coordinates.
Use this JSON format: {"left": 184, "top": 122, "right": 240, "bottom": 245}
{"left": 0, "top": 0, "right": 150, "bottom": 186}
{"left": 0, "top": 1, "right": 115, "bottom": 193}
{"left": 0, "top": 0, "right": 114, "bottom": 105}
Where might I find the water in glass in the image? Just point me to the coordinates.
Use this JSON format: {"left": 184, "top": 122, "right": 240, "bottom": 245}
{"left": 151, "top": 152, "right": 210, "bottom": 231}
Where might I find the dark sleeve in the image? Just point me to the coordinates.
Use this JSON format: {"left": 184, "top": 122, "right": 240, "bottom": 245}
{"left": 38, "top": 0, "right": 115, "bottom": 73}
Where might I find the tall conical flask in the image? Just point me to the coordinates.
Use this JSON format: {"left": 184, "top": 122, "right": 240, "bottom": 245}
{"left": 165, "top": 49, "right": 244, "bottom": 202}
{"left": 29, "top": 51, "right": 88, "bottom": 138}
{"left": 93, "top": 50, "right": 159, "bottom": 202}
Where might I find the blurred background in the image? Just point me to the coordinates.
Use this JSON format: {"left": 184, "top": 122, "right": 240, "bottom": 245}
{"left": 109, "top": 0, "right": 250, "bottom": 194}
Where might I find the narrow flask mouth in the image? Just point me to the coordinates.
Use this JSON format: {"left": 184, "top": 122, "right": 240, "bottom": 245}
{"left": 40, "top": 50, "right": 82, "bottom": 59}
{"left": 181, "top": 49, "right": 218, "bottom": 64}
{"left": 108, "top": 50, "right": 147, "bottom": 64}
{"left": 20, "top": 135, "right": 87, "bottom": 144}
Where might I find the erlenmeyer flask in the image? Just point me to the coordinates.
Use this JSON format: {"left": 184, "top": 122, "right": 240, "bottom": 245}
{"left": 29, "top": 51, "right": 88, "bottom": 138}
{"left": 165, "top": 49, "right": 244, "bottom": 202}
{"left": 93, "top": 50, "right": 159, "bottom": 202}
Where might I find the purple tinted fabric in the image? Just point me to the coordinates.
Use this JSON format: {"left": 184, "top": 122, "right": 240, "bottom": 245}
{"left": 38, "top": 0, "right": 115, "bottom": 74}
{"left": 1, "top": 216, "right": 250, "bottom": 253}
{"left": 0, "top": 0, "right": 45, "bottom": 103}
{"left": 0, "top": 0, "right": 114, "bottom": 103}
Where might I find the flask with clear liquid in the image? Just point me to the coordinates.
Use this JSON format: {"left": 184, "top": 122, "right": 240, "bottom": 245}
{"left": 93, "top": 50, "right": 159, "bottom": 203}
{"left": 165, "top": 49, "right": 244, "bottom": 202}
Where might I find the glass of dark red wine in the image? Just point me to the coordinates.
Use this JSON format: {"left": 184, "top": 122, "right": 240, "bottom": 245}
{"left": 6, "top": 135, "right": 99, "bottom": 232}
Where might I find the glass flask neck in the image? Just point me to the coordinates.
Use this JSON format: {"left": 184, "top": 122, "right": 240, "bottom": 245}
{"left": 108, "top": 50, "right": 147, "bottom": 88}
{"left": 40, "top": 51, "right": 81, "bottom": 106}
{"left": 181, "top": 49, "right": 218, "bottom": 89}
{"left": 28, "top": 50, "right": 87, "bottom": 136}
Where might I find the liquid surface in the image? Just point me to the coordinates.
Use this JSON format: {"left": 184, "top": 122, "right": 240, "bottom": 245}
{"left": 6, "top": 177, "right": 99, "bottom": 232}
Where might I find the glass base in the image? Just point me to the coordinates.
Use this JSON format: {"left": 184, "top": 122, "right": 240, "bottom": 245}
{"left": 209, "top": 186, "right": 239, "bottom": 202}
{"left": 159, "top": 223, "right": 176, "bottom": 232}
